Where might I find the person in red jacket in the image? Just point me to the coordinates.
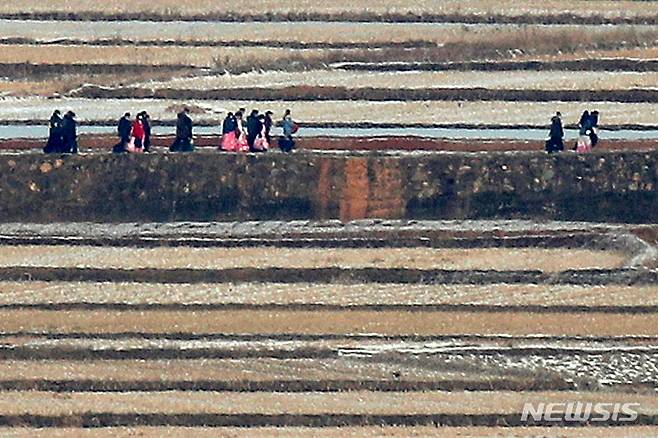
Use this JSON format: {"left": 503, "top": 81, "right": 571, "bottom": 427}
{"left": 131, "top": 113, "right": 146, "bottom": 151}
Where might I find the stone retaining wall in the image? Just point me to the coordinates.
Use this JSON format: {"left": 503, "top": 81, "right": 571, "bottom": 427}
{"left": 0, "top": 150, "right": 655, "bottom": 223}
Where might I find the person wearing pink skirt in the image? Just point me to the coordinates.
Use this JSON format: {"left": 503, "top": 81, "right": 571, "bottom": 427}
{"left": 576, "top": 133, "right": 592, "bottom": 153}
{"left": 253, "top": 114, "right": 270, "bottom": 152}
{"left": 234, "top": 111, "right": 249, "bottom": 152}
{"left": 220, "top": 112, "right": 238, "bottom": 151}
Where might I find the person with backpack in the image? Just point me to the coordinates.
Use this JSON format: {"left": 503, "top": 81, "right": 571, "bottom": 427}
{"left": 279, "top": 109, "right": 297, "bottom": 153}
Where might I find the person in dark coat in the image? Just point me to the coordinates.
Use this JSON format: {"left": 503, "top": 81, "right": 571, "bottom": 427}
{"left": 220, "top": 112, "right": 238, "bottom": 151}
{"left": 246, "top": 109, "right": 261, "bottom": 151}
{"left": 60, "top": 111, "right": 78, "bottom": 154}
{"left": 589, "top": 110, "right": 599, "bottom": 147}
{"left": 170, "top": 108, "right": 194, "bottom": 152}
{"left": 142, "top": 112, "right": 152, "bottom": 152}
{"left": 578, "top": 110, "right": 591, "bottom": 135}
{"left": 222, "top": 112, "right": 237, "bottom": 134}
{"left": 43, "top": 110, "right": 63, "bottom": 153}
{"left": 264, "top": 111, "right": 274, "bottom": 143}
{"left": 545, "top": 112, "right": 564, "bottom": 153}
{"left": 113, "top": 112, "right": 132, "bottom": 153}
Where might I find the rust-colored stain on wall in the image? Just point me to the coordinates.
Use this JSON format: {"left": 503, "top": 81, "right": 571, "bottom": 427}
{"left": 339, "top": 157, "right": 405, "bottom": 222}
{"left": 339, "top": 157, "right": 369, "bottom": 222}
{"left": 316, "top": 159, "right": 334, "bottom": 219}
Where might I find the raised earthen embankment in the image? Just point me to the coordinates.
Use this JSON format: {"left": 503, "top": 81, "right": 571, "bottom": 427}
{"left": 0, "top": 149, "right": 655, "bottom": 223}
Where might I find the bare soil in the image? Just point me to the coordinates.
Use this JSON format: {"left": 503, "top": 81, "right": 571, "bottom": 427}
{"left": 0, "top": 246, "right": 627, "bottom": 271}
{"left": 1, "top": 390, "right": 655, "bottom": 415}
{"left": 0, "top": 358, "right": 498, "bottom": 382}
{"left": 1, "top": 309, "right": 657, "bottom": 336}
{"left": 1, "top": 282, "right": 657, "bottom": 307}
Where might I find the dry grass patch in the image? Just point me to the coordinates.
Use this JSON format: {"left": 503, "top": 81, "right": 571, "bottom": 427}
{"left": 3, "top": 21, "right": 657, "bottom": 49}
{"left": 0, "top": 69, "right": 192, "bottom": 97}
{"left": 1, "top": 25, "right": 656, "bottom": 76}
{"left": 1, "top": 0, "right": 655, "bottom": 18}
{"left": 0, "top": 44, "right": 350, "bottom": 70}
{"left": 137, "top": 70, "right": 658, "bottom": 92}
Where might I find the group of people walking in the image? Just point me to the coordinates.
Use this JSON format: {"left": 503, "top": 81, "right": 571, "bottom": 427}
{"left": 112, "top": 107, "right": 296, "bottom": 154}
{"left": 113, "top": 111, "right": 152, "bottom": 153}
{"left": 220, "top": 108, "right": 297, "bottom": 153}
{"left": 43, "top": 107, "right": 297, "bottom": 154}
{"left": 546, "top": 110, "right": 600, "bottom": 154}
{"left": 44, "top": 108, "right": 601, "bottom": 155}
{"left": 43, "top": 110, "right": 80, "bottom": 154}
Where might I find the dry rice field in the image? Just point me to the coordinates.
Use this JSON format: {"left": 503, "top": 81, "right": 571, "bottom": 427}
{"left": 0, "top": 221, "right": 656, "bottom": 435}
{"left": 3, "top": 97, "right": 658, "bottom": 126}
{"left": 3, "top": 21, "right": 655, "bottom": 47}
{"left": 0, "top": 2, "right": 656, "bottom": 132}
{"left": 0, "top": 1, "right": 657, "bottom": 434}
{"left": 0, "top": 221, "right": 658, "bottom": 436}
{"left": 134, "top": 70, "right": 658, "bottom": 91}
{"left": 0, "top": 245, "right": 627, "bottom": 271}
{"left": 1, "top": 0, "right": 655, "bottom": 19}
{"left": 2, "top": 282, "right": 657, "bottom": 306}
